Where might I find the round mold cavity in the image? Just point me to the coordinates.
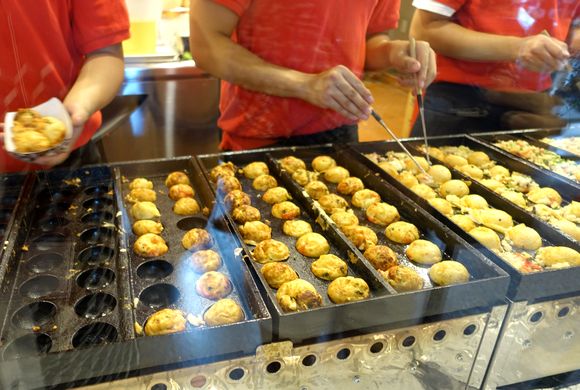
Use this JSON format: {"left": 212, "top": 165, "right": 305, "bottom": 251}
{"left": 227, "top": 367, "right": 246, "bottom": 382}
{"left": 177, "top": 217, "right": 208, "bottom": 231}
{"left": 190, "top": 375, "right": 207, "bottom": 388}
{"left": 72, "top": 322, "right": 118, "bottom": 349}
{"left": 79, "top": 227, "right": 114, "bottom": 245}
{"left": 76, "top": 268, "right": 116, "bottom": 290}
{"left": 265, "top": 360, "right": 283, "bottom": 374}
{"left": 529, "top": 311, "right": 544, "bottom": 324}
{"left": 301, "top": 354, "right": 317, "bottom": 367}
{"left": 558, "top": 306, "right": 571, "bottom": 318}
{"left": 78, "top": 245, "right": 115, "bottom": 265}
{"left": 37, "top": 187, "right": 77, "bottom": 204}
{"left": 19, "top": 275, "right": 59, "bottom": 299}
{"left": 139, "top": 283, "right": 180, "bottom": 309}
{"left": 3, "top": 333, "right": 52, "bottom": 360}
{"left": 74, "top": 292, "right": 117, "bottom": 319}
{"left": 38, "top": 216, "right": 69, "bottom": 232}
{"left": 29, "top": 233, "right": 66, "bottom": 251}
{"left": 336, "top": 347, "right": 351, "bottom": 360}
{"left": 85, "top": 185, "right": 110, "bottom": 196}
{"left": 401, "top": 335, "right": 416, "bottom": 349}
{"left": 81, "top": 211, "right": 113, "bottom": 224}
{"left": 136, "top": 260, "right": 174, "bottom": 281}
{"left": 151, "top": 384, "right": 167, "bottom": 390}
{"left": 369, "top": 341, "right": 385, "bottom": 354}
{"left": 12, "top": 301, "right": 57, "bottom": 329}
{"left": 82, "top": 197, "right": 113, "bottom": 210}
{"left": 463, "top": 324, "right": 478, "bottom": 337}
{"left": 26, "top": 253, "right": 64, "bottom": 273}
{"left": 433, "top": 329, "right": 447, "bottom": 342}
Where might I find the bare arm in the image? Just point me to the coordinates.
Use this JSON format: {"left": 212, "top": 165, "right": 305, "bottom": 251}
{"left": 411, "top": 9, "right": 569, "bottom": 72}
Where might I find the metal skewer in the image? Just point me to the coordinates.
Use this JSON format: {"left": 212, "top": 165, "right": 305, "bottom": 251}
{"left": 370, "top": 109, "right": 430, "bottom": 176}
{"left": 409, "top": 37, "right": 431, "bottom": 164}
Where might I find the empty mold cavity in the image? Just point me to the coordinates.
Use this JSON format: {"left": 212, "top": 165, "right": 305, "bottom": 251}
{"left": 29, "top": 233, "right": 66, "bottom": 251}
{"left": 26, "top": 253, "right": 64, "bottom": 273}
{"left": 19, "top": 275, "right": 59, "bottom": 299}
{"left": 137, "top": 260, "right": 174, "bottom": 281}
{"left": 3, "top": 333, "right": 52, "bottom": 360}
{"left": 79, "top": 227, "right": 114, "bottom": 245}
{"left": 38, "top": 216, "right": 70, "bottom": 232}
{"left": 78, "top": 245, "right": 114, "bottom": 265}
{"left": 83, "top": 197, "right": 113, "bottom": 210}
{"left": 81, "top": 211, "right": 113, "bottom": 224}
{"left": 139, "top": 283, "right": 180, "bottom": 309}
{"left": 76, "top": 268, "right": 116, "bottom": 289}
{"left": 74, "top": 292, "right": 117, "bottom": 319}
{"left": 85, "top": 185, "right": 110, "bottom": 196}
{"left": 12, "top": 301, "right": 57, "bottom": 329}
{"left": 72, "top": 322, "right": 118, "bottom": 349}
{"left": 177, "top": 217, "right": 207, "bottom": 231}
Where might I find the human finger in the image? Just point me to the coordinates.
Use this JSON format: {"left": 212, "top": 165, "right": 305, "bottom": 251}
{"left": 334, "top": 73, "right": 371, "bottom": 119}
{"left": 340, "top": 67, "right": 374, "bottom": 105}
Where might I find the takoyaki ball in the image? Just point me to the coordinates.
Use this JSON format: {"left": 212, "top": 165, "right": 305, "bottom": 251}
{"left": 165, "top": 171, "right": 190, "bottom": 187}
{"left": 467, "top": 151, "right": 490, "bottom": 167}
{"left": 232, "top": 205, "right": 261, "bottom": 224}
{"left": 126, "top": 188, "right": 157, "bottom": 204}
{"left": 261, "top": 262, "right": 299, "bottom": 289}
{"left": 385, "top": 221, "right": 420, "bottom": 244}
{"left": 364, "top": 245, "right": 399, "bottom": 271}
{"left": 536, "top": 247, "right": 580, "bottom": 267}
{"left": 189, "top": 249, "right": 222, "bottom": 273}
{"left": 144, "top": 309, "right": 186, "bottom": 336}
{"left": 551, "top": 220, "right": 580, "bottom": 241}
{"left": 292, "top": 169, "right": 319, "bottom": 186}
{"left": 489, "top": 165, "right": 510, "bottom": 178}
{"left": 279, "top": 156, "right": 306, "bottom": 174}
{"left": 262, "top": 187, "right": 291, "bottom": 204}
{"left": 243, "top": 161, "right": 269, "bottom": 179}
{"left": 224, "top": 190, "right": 251, "bottom": 211}
{"left": 173, "top": 197, "right": 201, "bottom": 215}
{"left": 210, "top": 162, "right": 236, "bottom": 182}
{"left": 427, "top": 147, "right": 446, "bottom": 161}
{"left": 469, "top": 227, "right": 502, "bottom": 252}
{"left": 311, "top": 254, "right": 348, "bottom": 281}
{"left": 461, "top": 194, "right": 488, "bottom": 210}
{"left": 327, "top": 276, "right": 369, "bottom": 304}
{"left": 506, "top": 224, "right": 542, "bottom": 251}
{"left": 398, "top": 171, "right": 419, "bottom": 188}
{"left": 330, "top": 210, "right": 359, "bottom": 229}
{"left": 182, "top": 228, "right": 213, "bottom": 251}
{"left": 480, "top": 179, "right": 505, "bottom": 193}
{"left": 129, "top": 178, "right": 153, "bottom": 190}
{"left": 196, "top": 271, "right": 232, "bottom": 300}
{"left": 342, "top": 225, "right": 378, "bottom": 251}
{"left": 239, "top": 221, "right": 272, "bottom": 244}
{"left": 296, "top": 232, "right": 330, "bottom": 257}
{"left": 169, "top": 184, "right": 195, "bottom": 200}
{"left": 428, "top": 165, "right": 452, "bottom": 184}
{"left": 337, "top": 177, "right": 364, "bottom": 195}
{"left": 527, "top": 187, "right": 562, "bottom": 208}
{"left": 500, "top": 191, "right": 527, "bottom": 208}
{"left": 416, "top": 172, "right": 436, "bottom": 187}
{"left": 366, "top": 202, "right": 400, "bottom": 226}
{"left": 404, "top": 157, "right": 430, "bottom": 174}
{"left": 318, "top": 194, "right": 349, "bottom": 214}
{"left": 272, "top": 201, "right": 301, "bottom": 219}
{"left": 204, "top": 298, "right": 245, "bottom": 326}
{"left": 380, "top": 266, "right": 424, "bottom": 292}
{"left": 253, "top": 175, "right": 278, "bottom": 191}
{"left": 131, "top": 201, "right": 161, "bottom": 220}
{"left": 312, "top": 155, "right": 337, "bottom": 172}
{"left": 134, "top": 233, "right": 168, "bottom": 257}
{"left": 473, "top": 209, "right": 513, "bottom": 232}
{"left": 304, "top": 181, "right": 329, "bottom": 200}
{"left": 428, "top": 198, "right": 453, "bottom": 217}
{"left": 217, "top": 176, "right": 242, "bottom": 194}
{"left": 411, "top": 184, "right": 437, "bottom": 200}
{"left": 252, "top": 239, "right": 290, "bottom": 263}
{"left": 440, "top": 180, "right": 470, "bottom": 197}
{"left": 457, "top": 164, "right": 484, "bottom": 180}
{"left": 445, "top": 154, "right": 468, "bottom": 168}
{"left": 276, "top": 279, "right": 322, "bottom": 312}
{"left": 405, "top": 240, "right": 442, "bottom": 265}
{"left": 324, "top": 166, "right": 350, "bottom": 184}
{"left": 133, "top": 220, "right": 163, "bottom": 236}
{"left": 282, "top": 219, "right": 312, "bottom": 237}
{"left": 378, "top": 161, "right": 400, "bottom": 178}
{"left": 351, "top": 189, "right": 381, "bottom": 209}
{"left": 429, "top": 261, "right": 470, "bottom": 286}
{"left": 451, "top": 214, "right": 476, "bottom": 232}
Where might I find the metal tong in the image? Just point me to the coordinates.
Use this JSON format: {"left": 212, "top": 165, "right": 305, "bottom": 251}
{"left": 409, "top": 37, "right": 431, "bottom": 164}
{"left": 370, "top": 109, "right": 430, "bottom": 176}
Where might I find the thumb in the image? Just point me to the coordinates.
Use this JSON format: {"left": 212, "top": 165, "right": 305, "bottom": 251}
{"left": 396, "top": 57, "right": 420, "bottom": 74}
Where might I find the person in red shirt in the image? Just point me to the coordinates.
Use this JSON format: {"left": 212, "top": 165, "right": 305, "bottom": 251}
{"left": 0, "top": 1, "right": 130, "bottom": 173}
{"left": 410, "top": 0, "right": 579, "bottom": 136}
{"left": 190, "top": 0, "right": 437, "bottom": 151}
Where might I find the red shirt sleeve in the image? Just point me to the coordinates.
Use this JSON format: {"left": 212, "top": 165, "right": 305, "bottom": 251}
{"left": 71, "top": 0, "right": 130, "bottom": 54}
{"left": 212, "top": 0, "right": 252, "bottom": 17}
{"left": 368, "top": 0, "right": 401, "bottom": 34}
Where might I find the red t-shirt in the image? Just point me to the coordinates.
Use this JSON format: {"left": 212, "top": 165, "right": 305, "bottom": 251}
{"left": 413, "top": 0, "right": 580, "bottom": 92}
{"left": 0, "top": 0, "right": 130, "bottom": 173}
{"left": 212, "top": 0, "right": 400, "bottom": 150}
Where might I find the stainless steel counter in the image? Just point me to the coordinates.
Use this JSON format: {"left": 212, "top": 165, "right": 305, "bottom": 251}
{"left": 99, "top": 60, "right": 221, "bottom": 162}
